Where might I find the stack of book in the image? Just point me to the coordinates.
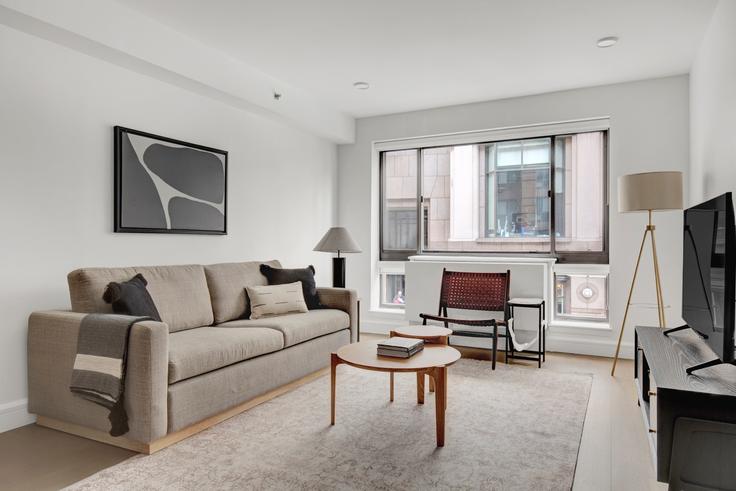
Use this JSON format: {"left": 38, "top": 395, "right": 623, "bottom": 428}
{"left": 377, "top": 337, "right": 424, "bottom": 358}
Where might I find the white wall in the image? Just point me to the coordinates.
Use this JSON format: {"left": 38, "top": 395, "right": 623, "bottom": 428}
{"left": 689, "top": 0, "right": 736, "bottom": 204}
{"left": 338, "top": 75, "right": 690, "bottom": 357}
{"left": 0, "top": 25, "right": 337, "bottom": 431}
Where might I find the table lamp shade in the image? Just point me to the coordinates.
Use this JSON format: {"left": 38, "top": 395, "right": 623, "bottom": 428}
{"left": 618, "top": 171, "right": 683, "bottom": 213}
{"left": 313, "top": 227, "right": 361, "bottom": 254}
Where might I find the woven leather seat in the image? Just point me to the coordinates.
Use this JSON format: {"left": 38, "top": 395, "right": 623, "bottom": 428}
{"left": 419, "top": 269, "right": 510, "bottom": 370}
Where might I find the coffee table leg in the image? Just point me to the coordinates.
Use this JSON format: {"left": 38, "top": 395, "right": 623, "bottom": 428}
{"left": 331, "top": 353, "right": 339, "bottom": 425}
{"left": 416, "top": 371, "right": 425, "bottom": 404}
{"left": 444, "top": 366, "right": 448, "bottom": 410}
{"left": 435, "top": 366, "right": 447, "bottom": 447}
{"left": 429, "top": 375, "right": 435, "bottom": 393}
{"left": 389, "top": 331, "right": 396, "bottom": 403}
{"left": 390, "top": 372, "right": 394, "bottom": 402}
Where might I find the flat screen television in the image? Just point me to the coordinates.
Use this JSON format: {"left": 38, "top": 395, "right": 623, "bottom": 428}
{"left": 679, "top": 192, "right": 736, "bottom": 371}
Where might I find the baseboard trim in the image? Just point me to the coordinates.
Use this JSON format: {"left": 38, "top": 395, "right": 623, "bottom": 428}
{"left": 0, "top": 399, "right": 36, "bottom": 433}
{"left": 545, "top": 335, "right": 634, "bottom": 359}
{"left": 36, "top": 367, "right": 328, "bottom": 454}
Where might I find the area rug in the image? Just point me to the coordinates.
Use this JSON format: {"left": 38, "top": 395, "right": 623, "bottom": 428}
{"left": 67, "top": 359, "right": 592, "bottom": 491}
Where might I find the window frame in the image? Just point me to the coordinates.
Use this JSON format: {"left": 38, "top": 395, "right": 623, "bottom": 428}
{"left": 379, "top": 130, "right": 609, "bottom": 264}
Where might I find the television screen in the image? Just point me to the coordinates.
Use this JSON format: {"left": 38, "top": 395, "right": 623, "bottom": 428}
{"left": 682, "top": 193, "right": 736, "bottom": 363}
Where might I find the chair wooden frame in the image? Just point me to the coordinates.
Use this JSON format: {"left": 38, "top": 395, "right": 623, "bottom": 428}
{"left": 419, "top": 269, "right": 511, "bottom": 370}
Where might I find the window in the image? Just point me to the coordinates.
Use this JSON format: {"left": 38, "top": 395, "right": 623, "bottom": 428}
{"left": 377, "top": 261, "right": 406, "bottom": 309}
{"left": 381, "top": 150, "right": 419, "bottom": 259}
{"left": 554, "top": 273, "right": 609, "bottom": 321}
{"left": 380, "top": 131, "right": 607, "bottom": 262}
{"left": 380, "top": 273, "right": 406, "bottom": 308}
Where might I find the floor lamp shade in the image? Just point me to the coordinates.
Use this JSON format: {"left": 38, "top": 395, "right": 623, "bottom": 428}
{"left": 618, "top": 171, "right": 683, "bottom": 212}
{"left": 313, "top": 227, "right": 361, "bottom": 288}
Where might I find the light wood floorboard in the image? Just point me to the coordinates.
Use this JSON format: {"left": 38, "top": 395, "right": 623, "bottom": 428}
{"left": 0, "top": 423, "right": 135, "bottom": 491}
{"left": 0, "top": 335, "right": 664, "bottom": 490}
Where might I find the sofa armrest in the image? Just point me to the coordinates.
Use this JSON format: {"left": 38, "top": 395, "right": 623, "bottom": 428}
{"left": 317, "top": 287, "right": 358, "bottom": 342}
{"left": 28, "top": 311, "right": 169, "bottom": 443}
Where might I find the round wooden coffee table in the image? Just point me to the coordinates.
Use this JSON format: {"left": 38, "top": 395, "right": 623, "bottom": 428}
{"left": 331, "top": 340, "right": 461, "bottom": 446}
{"left": 388, "top": 325, "right": 453, "bottom": 399}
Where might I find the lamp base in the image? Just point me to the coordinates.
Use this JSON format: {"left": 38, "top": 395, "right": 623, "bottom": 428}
{"left": 333, "top": 257, "right": 346, "bottom": 288}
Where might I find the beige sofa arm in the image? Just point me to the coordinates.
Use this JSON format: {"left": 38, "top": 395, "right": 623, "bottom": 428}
{"left": 28, "top": 311, "right": 169, "bottom": 443}
{"left": 317, "top": 287, "right": 358, "bottom": 342}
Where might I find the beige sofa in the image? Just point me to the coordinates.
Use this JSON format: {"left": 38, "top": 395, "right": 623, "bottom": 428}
{"left": 27, "top": 260, "right": 357, "bottom": 453}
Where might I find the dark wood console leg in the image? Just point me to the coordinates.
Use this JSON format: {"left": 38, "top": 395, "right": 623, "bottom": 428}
{"left": 663, "top": 324, "right": 690, "bottom": 337}
{"left": 686, "top": 358, "right": 724, "bottom": 374}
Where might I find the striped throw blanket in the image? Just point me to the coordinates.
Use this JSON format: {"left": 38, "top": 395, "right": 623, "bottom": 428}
{"left": 70, "top": 314, "right": 149, "bottom": 436}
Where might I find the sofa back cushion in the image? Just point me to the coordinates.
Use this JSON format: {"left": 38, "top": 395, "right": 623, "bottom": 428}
{"left": 68, "top": 264, "right": 213, "bottom": 332}
{"left": 204, "top": 260, "right": 281, "bottom": 324}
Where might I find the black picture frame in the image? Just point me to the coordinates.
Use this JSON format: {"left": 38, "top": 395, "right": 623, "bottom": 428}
{"left": 114, "top": 126, "right": 228, "bottom": 235}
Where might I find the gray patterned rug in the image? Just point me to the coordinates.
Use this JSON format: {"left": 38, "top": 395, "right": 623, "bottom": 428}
{"left": 67, "top": 359, "right": 592, "bottom": 491}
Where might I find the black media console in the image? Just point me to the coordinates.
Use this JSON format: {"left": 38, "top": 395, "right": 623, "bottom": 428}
{"left": 635, "top": 325, "right": 736, "bottom": 489}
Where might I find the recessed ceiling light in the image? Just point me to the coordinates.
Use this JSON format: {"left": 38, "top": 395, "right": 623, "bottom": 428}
{"left": 596, "top": 36, "right": 618, "bottom": 48}
{"left": 353, "top": 81, "right": 370, "bottom": 90}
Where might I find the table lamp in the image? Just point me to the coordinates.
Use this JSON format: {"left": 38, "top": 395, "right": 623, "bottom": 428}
{"left": 611, "top": 171, "right": 683, "bottom": 376}
{"left": 314, "top": 227, "right": 361, "bottom": 288}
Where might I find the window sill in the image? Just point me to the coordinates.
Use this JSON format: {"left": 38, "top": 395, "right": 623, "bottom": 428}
{"left": 550, "top": 320, "right": 611, "bottom": 332}
{"left": 369, "top": 308, "right": 405, "bottom": 316}
{"left": 409, "top": 255, "right": 557, "bottom": 264}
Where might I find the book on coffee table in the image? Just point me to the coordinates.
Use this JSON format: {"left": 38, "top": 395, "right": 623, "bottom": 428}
{"left": 377, "top": 337, "right": 424, "bottom": 358}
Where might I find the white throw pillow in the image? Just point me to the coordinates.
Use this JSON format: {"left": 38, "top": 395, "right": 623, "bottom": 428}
{"left": 245, "top": 281, "right": 309, "bottom": 319}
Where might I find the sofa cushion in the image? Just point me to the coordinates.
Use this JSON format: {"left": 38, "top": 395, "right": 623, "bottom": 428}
{"left": 102, "top": 273, "right": 162, "bottom": 321}
{"left": 204, "top": 260, "right": 281, "bottom": 324}
{"left": 218, "top": 309, "right": 349, "bottom": 347}
{"left": 246, "top": 282, "right": 308, "bottom": 319}
{"left": 167, "top": 327, "right": 284, "bottom": 383}
{"left": 68, "top": 265, "right": 213, "bottom": 332}
{"left": 259, "top": 264, "right": 322, "bottom": 310}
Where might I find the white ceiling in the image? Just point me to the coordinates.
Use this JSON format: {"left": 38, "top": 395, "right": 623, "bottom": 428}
{"left": 118, "top": 0, "right": 717, "bottom": 118}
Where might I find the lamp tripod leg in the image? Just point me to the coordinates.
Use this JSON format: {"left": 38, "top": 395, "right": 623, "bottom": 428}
{"left": 650, "top": 228, "right": 666, "bottom": 327}
{"left": 611, "top": 227, "right": 650, "bottom": 376}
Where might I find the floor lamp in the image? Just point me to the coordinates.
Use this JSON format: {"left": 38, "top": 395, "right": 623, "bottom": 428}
{"left": 611, "top": 171, "right": 683, "bottom": 376}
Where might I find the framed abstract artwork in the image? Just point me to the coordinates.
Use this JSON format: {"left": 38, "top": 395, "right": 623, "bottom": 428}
{"left": 114, "top": 126, "right": 227, "bottom": 234}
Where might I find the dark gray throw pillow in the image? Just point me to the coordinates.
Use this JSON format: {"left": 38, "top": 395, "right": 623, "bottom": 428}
{"left": 259, "top": 264, "right": 322, "bottom": 310}
{"left": 102, "top": 273, "right": 162, "bottom": 322}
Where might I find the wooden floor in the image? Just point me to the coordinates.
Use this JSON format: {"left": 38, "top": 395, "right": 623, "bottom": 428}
{"left": 0, "top": 337, "right": 664, "bottom": 491}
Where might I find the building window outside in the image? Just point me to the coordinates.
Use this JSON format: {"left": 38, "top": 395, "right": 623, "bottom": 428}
{"left": 484, "top": 138, "right": 552, "bottom": 245}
